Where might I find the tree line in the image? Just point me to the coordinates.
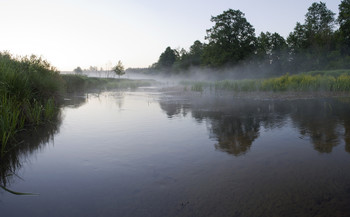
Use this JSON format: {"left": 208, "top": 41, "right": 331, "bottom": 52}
{"left": 152, "top": 1, "right": 350, "bottom": 77}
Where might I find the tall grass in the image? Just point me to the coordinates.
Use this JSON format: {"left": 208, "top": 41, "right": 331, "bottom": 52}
{"left": 186, "top": 72, "right": 350, "bottom": 93}
{"left": 0, "top": 95, "right": 25, "bottom": 158}
{"left": 0, "top": 52, "right": 64, "bottom": 157}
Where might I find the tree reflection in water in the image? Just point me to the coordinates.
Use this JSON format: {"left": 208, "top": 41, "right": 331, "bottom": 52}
{"left": 159, "top": 96, "right": 350, "bottom": 156}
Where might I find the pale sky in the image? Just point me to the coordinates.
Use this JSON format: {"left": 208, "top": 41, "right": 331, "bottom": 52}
{"left": 0, "top": 0, "right": 341, "bottom": 71}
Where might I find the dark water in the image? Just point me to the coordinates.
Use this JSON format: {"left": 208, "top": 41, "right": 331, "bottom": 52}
{"left": 1, "top": 89, "right": 350, "bottom": 217}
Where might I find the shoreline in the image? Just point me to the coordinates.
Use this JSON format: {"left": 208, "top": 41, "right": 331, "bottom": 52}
{"left": 160, "top": 85, "right": 350, "bottom": 100}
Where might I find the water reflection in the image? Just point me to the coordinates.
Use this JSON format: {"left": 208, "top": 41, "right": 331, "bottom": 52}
{"left": 211, "top": 115, "right": 260, "bottom": 156}
{"left": 290, "top": 100, "right": 343, "bottom": 153}
{"left": 1, "top": 91, "right": 350, "bottom": 216}
{"left": 62, "top": 93, "right": 88, "bottom": 108}
{"left": 159, "top": 96, "right": 350, "bottom": 155}
{"left": 0, "top": 114, "right": 63, "bottom": 189}
{"left": 0, "top": 92, "right": 93, "bottom": 192}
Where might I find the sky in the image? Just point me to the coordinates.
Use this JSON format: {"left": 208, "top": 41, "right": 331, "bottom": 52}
{"left": 0, "top": 0, "right": 342, "bottom": 71}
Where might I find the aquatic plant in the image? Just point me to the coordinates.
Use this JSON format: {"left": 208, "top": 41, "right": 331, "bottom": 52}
{"left": 0, "top": 52, "right": 63, "bottom": 157}
{"left": 191, "top": 82, "right": 205, "bottom": 92}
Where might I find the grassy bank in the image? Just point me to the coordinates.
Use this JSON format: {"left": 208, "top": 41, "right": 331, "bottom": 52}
{"left": 0, "top": 52, "right": 64, "bottom": 157}
{"left": 182, "top": 70, "right": 350, "bottom": 93}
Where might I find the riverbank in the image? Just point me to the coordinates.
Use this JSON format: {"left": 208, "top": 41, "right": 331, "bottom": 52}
{"left": 179, "top": 71, "right": 350, "bottom": 96}
{"left": 162, "top": 85, "right": 350, "bottom": 101}
{"left": 0, "top": 53, "right": 64, "bottom": 158}
{"left": 61, "top": 74, "right": 155, "bottom": 93}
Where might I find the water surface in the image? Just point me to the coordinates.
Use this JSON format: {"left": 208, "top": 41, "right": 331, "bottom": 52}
{"left": 1, "top": 89, "right": 350, "bottom": 217}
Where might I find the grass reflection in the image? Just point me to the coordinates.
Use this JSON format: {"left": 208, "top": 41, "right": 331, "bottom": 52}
{"left": 0, "top": 110, "right": 62, "bottom": 195}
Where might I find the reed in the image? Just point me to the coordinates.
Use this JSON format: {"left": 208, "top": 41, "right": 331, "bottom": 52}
{"left": 0, "top": 95, "right": 25, "bottom": 158}
{"left": 186, "top": 72, "right": 350, "bottom": 93}
{"left": 0, "top": 52, "right": 63, "bottom": 157}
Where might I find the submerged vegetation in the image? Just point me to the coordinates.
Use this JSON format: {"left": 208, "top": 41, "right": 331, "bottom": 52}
{"left": 182, "top": 70, "right": 350, "bottom": 93}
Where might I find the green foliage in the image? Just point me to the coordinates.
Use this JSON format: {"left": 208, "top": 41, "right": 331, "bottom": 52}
{"left": 173, "top": 40, "right": 205, "bottom": 70}
{"left": 305, "top": 2, "right": 336, "bottom": 34}
{"left": 202, "top": 9, "right": 256, "bottom": 67}
{"left": 305, "top": 69, "right": 350, "bottom": 76}
{"left": 113, "top": 60, "right": 125, "bottom": 78}
{"left": 157, "top": 47, "right": 177, "bottom": 70}
{"left": 338, "top": 0, "right": 350, "bottom": 53}
{"left": 0, "top": 52, "right": 63, "bottom": 157}
{"left": 256, "top": 32, "right": 288, "bottom": 75}
{"left": 286, "top": 2, "right": 341, "bottom": 72}
{"left": 152, "top": 2, "right": 350, "bottom": 75}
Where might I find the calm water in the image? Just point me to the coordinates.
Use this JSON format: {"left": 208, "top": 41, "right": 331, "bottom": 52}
{"left": 1, "top": 88, "right": 350, "bottom": 217}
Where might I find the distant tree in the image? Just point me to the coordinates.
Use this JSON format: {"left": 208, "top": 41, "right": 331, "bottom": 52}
{"left": 113, "top": 60, "right": 125, "bottom": 78}
{"left": 157, "top": 47, "right": 177, "bottom": 69}
{"left": 305, "top": 2, "right": 336, "bottom": 34}
{"left": 287, "top": 22, "right": 309, "bottom": 52}
{"left": 287, "top": 2, "right": 337, "bottom": 71}
{"left": 88, "top": 66, "right": 98, "bottom": 71}
{"left": 202, "top": 9, "right": 256, "bottom": 67}
{"left": 257, "top": 32, "right": 286, "bottom": 59}
{"left": 338, "top": 0, "right": 350, "bottom": 54}
{"left": 73, "top": 66, "right": 83, "bottom": 74}
{"left": 174, "top": 40, "right": 205, "bottom": 70}
{"left": 288, "top": 2, "right": 335, "bottom": 51}
{"left": 256, "top": 32, "right": 287, "bottom": 74}
{"left": 188, "top": 40, "right": 204, "bottom": 66}
{"left": 305, "top": 1, "right": 336, "bottom": 53}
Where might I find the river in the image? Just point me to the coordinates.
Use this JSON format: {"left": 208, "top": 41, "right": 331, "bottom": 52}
{"left": 1, "top": 87, "right": 350, "bottom": 217}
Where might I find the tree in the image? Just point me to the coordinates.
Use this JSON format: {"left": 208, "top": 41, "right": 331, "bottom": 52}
{"left": 256, "top": 32, "right": 287, "bottom": 74}
{"left": 188, "top": 40, "right": 204, "bottom": 66}
{"left": 257, "top": 32, "right": 286, "bottom": 59}
{"left": 287, "top": 22, "right": 308, "bottom": 52}
{"left": 113, "top": 60, "right": 125, "bottom": 78}
{"left": 202, "top": 9, "right": 256, "bottom": 67}
{"left": 174, "top": 40, "right": 205, "bottom": 70}
{"left": 157, "top": 47, "right": 177, "bottom": 69}
{"left": 73, "top": 66, "right": 83, "bottom": 74}
{"left": 287, "top": 2, "right": 337, "bottom": 71}
{"left": 305, "top": 1, "right": 336, "bottom": 52}
{"left": 305, "top": 2, "right": 336, "bottom": 35}
{"left": 338, "top": 0, "right": 350, "bottom": 54}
